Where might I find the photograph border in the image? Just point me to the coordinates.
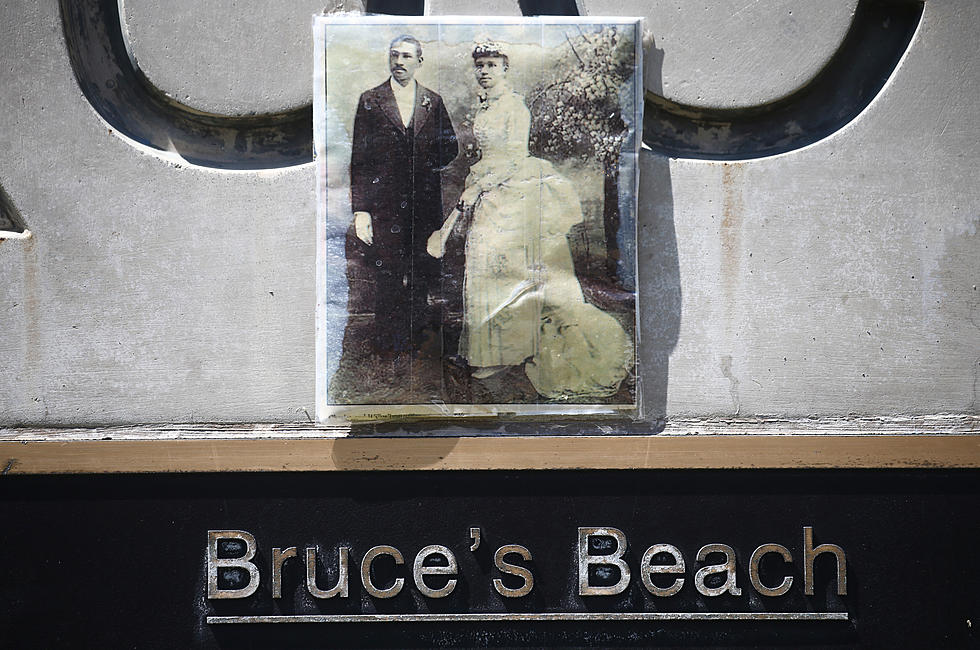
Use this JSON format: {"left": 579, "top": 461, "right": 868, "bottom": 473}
{"left": 314, "top": 15, "right": 644, "bottom": 423}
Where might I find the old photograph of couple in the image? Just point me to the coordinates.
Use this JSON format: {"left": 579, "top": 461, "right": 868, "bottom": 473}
{"left": 314, "top": 16, "right": 642, "bottom": 420}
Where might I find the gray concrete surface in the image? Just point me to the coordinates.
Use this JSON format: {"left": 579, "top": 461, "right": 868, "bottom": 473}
{"left": 582, "top": 0, "right": 859, "bottom": 109}
{"left": 119, "top": 1, "right": 861, "bottom": 113}
{"left": 121, "top": 0, "right": 326, "bottom": 115}
{"left": 429, "top": 0, "right": 521, "bottom": 15}
{"left": 0, "top": 0, "right": 977, "bottom": 425}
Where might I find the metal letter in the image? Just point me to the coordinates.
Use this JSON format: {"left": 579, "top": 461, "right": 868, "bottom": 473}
{"left": 803, "top": 526, "right": 847, "bottom": 596}
{"left": 271, "top": 547, "right": 297, "bottom": 598}
{"left": 578, "top": 527, "right": 631, "bottom": 596}
{"left": 694, "top": 544, "right": 742, "bottom": 597}
{"left": 305, "top": 546, "right": 349, "bottom": 599}
{"left": 207, "top": 530, "right": 260, "bottom": 600}
{"left": 641, "top": 543, "right": 685, "bottom": 597}
{"left": 493, "top": 544, "right": 534, "bottom": 598}
{"left": 413, "top": 545, "right": 458, "bottom": 599}
{"left": 470, "top": 527, "right": 481, "bottom": 552}
{"left": 749, "top": 543, "right": 793, "bottom": 597}
{"left": 360, "top": 545, "right": 404, "bottom": 599}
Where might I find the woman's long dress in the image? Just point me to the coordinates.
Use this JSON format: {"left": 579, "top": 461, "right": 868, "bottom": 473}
{"left": 459, "top": 91, "right": 633, "bottom": 400}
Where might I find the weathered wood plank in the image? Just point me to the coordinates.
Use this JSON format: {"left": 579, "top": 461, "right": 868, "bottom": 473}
{"left": 2, "top": 414, "right": 974, "bottom": 440}
{"left": 2, "top": 431, "right": 977, "bottom": 474}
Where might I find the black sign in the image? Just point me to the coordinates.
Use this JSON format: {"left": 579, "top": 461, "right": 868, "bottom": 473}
{"left": 0, "top": 469, "right": 976, "bottom": 647}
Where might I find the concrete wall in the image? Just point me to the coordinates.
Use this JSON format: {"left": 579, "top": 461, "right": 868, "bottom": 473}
{"left": 0, "top": 0, "right": 976, "bottom": 426}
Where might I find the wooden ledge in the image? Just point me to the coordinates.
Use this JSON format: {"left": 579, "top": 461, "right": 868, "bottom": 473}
{"left": 1, "top": 434, "right": 977, "bottom": 474}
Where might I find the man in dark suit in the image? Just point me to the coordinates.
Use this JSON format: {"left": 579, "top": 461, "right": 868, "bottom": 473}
{"left": 348, "top": 34, "right": 458, "bottom": 358}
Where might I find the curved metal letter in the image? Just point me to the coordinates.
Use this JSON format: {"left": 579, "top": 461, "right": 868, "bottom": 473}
{"left": 644, "top": 1, "right": 923, "bottom": 159}
{"left": 60, "top": 0, "right": 312, "bottom": 169}
{"left": 59, "top": 0, "right": 922, "bottom": 167}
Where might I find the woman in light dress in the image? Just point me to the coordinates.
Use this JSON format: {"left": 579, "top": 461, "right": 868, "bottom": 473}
{"left": 428, "top": 41, "right": 632, "bottom": 400}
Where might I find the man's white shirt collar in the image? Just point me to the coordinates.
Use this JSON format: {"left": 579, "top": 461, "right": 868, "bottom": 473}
{"left": 390, "top": 78, "right": 417, "bottom": 127}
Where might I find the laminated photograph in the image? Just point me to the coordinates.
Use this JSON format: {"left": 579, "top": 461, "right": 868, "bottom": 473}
{"left": 314, "top": 15, "right": 643, "bottom": 422}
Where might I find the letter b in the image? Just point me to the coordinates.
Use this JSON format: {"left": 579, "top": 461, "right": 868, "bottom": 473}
{"left": 578, "top": 527, "right": 631, "bottom": 596}
{"left": 207, "top": 530, "right": 260, "bottom": 599}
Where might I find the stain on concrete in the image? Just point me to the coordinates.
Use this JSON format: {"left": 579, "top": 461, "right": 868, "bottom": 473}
{"left": 933, "top": 215, "right": 979, "bottom": 411}
{"left": 721, "top": 163, "right": 743, "bottom": 323}
{"left": 720, "top": 354, "right": 741, "bottom": 416}
{"left": 22, "top": 236, "right": 40, "bottom": 369}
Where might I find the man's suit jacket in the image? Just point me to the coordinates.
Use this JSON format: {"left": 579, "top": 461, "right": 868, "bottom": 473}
{"left": 350, "top": 80, "right": 458, "bottom": 274}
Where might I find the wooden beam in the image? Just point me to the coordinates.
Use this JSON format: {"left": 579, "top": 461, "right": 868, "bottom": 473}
{"left": 1, "top": 435, "right": 977, "bottom": 474}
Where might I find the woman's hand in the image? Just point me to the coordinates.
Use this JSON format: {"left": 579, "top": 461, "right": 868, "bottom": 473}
{"left": 425, "top": 208, "right": 462, "bottom": 259}
{"left": 457, "top": 184, "right": 482, "bottom": 210}
{"left": 426, "top": 229, "right": 445, "bottom": 259}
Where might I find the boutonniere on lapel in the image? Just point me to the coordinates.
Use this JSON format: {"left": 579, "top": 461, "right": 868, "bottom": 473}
{"left": 420, "top": 95, "right": 431, "bottom": 110}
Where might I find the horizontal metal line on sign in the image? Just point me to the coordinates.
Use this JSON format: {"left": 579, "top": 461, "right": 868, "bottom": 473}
{"left": 0, "top": 434, "right": 977, "bottom": 474}
{"left": 207, "top": 612, "right": 849, "bottom": 624}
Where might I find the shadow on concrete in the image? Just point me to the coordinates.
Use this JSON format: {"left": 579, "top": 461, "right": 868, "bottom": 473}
{"left": 636, "top": 39, "right": 680, "bottom": 423}
{"left": 0, "top": 184, "right": 27, "bottom": 235}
